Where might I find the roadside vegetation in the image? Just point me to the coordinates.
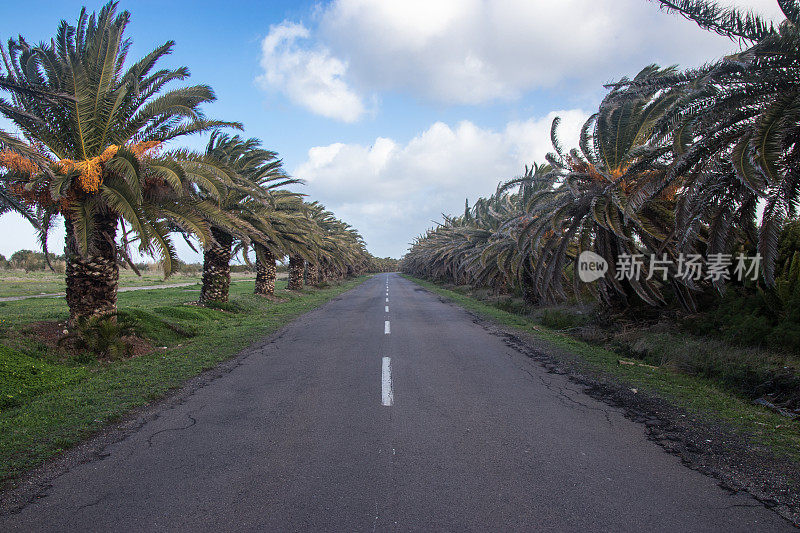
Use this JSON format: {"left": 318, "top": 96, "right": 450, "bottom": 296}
{"left": 402, "top": 0, "right": 800, "bottom": 426}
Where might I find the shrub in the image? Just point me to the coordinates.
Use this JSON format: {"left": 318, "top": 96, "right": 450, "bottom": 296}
{"left": 541, "top": 309, "right": 589, "bottom": 330}
{"left": 6, "top": 250, "right": 65, "bottom": 272}
{"left": 494, "top": 298, "right": 527, "bottom": 315}
{"left": 59, "top": 315, "right": 136, "bottom": 360}
{"left": 684, "top": 287, "right": 800, "bottom": 352}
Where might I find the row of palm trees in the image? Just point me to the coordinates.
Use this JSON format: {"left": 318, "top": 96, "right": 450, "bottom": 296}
{"left": 0, "top": 2, "right": 374, "bottom": 323}
{"left": 402, "top": 0, "right": 800, "bottom": 311}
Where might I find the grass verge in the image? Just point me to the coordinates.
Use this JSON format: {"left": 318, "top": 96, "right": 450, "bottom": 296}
{"left": 0, "top": 270, "right": 263, "bottom": 298}
{"left": 404, "top": 275, "right": 800, "bottom": 463}
{"left": 0, "top": 276, "right": 367, "bottom": 483}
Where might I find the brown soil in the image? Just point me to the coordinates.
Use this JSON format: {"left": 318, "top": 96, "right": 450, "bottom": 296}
{"left": 120, "top": 335, "right": 155, "bottom": 358}
{"left": 20, "top": 321, "right": 67, "bottom": 347}
{"left": 16, "top": 320, "right": 155, "bottom": 360}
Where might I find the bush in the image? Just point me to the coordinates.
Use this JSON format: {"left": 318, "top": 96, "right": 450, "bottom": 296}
{"left": 541, "top": 309, "right": 589, "bottom": 330}
{"left": 5, "top": 250, "right": 65, "bottom": 272}
{"left": 494, "top": 298, "right": 527, "bottom": 315}
{"left": 684, "top": 287, "right": 800, "bottom": 352}
{"left": 59, "top": 315, "right": 136, "bottom": 360}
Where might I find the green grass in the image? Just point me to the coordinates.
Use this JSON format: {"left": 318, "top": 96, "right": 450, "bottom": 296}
{"left": 0, "top": 345, "right": 89, "bottom": 410}
{"left": 0, "top": 269, "right": 261, "bottom": 298}
{"left": 404, "top": 275, "right": 800, "bottom": 463}
{"left": 0, "top": 276, "right": 368, "bottom": 482}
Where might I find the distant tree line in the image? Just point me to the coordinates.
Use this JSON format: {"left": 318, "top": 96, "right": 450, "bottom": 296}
{"left": 0, "top": 250, "right": 65, "bottom": 272}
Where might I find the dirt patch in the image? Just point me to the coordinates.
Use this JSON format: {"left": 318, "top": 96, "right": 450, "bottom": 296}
{"left": 19, "top": 321, "right": 67, "bottom": 348}
{"left": 16, "top": 321, "right": 155, "bottom": 360}
{"left": 120, "top": 335, "right": 155, "bottom": 358}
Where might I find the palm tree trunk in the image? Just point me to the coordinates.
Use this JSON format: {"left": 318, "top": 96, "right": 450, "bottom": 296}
{"left": 521, "top": 271, "right": 540, "bottom": 305}
{"left": 307, "top": 263, "right": 320, "bottom": 286}
{"left": 287, "top": 255, "right": 304, "bottom": 290}
{"left": 200, "top": 227, "right": 233, "bottom": 304}
{"left": 254, "top": 243, "right": 276, "bottom": 296}
{"left": 64, "top": 212, "right": 119, "bottom": 324}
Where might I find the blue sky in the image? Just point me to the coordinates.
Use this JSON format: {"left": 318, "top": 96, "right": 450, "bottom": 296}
{"left": 0, "top": 0, "right": 785, "bottom": 260}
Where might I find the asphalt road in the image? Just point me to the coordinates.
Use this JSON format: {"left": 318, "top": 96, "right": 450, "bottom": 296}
{"left": 1, "top": 274, "right": 791, "bottom": 532}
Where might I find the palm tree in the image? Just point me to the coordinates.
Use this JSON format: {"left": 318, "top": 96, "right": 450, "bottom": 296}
{"left": 287, "top": 254, "right": 305, "bottom": 290}
{"left": 0, "top": 69, "right": 78, "bottom": 231}
{"left": 0, "top": 2, "right": 236, "bottom": 321}
{"left": 234, "top": 190, "right": 313, "bottom": 297}
{"left": 0, "top": 156, "right": 39, "bottom": 227}
{"left": 403, "top": 67, "right": 689, "bottom": 308}
{"left": 193, "top": 133, "right": 298, "bottom": 304}
{"left": 642, "top": 0, "right": 800, "bottom": 283}
{"left": 470, "top": 165, "right": 557, "bottom": 299}
{"left": 522, "top": 67, "right": 687, "bottom": 307}
{"left": 304, "top": 202, "right": 371, "bottom": 283}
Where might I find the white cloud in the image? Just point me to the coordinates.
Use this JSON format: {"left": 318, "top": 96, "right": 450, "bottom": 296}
{"left": 293, "top": 110, "right": 589, "bottom": 257}
{"left": 316, "top": 0, "right": 784, "bottom": 104}
{"left": 257, "top": 21, "right": 366, "bottom": 122}
{"left": 258, "top": 1, "right": 784, "bottom": 113}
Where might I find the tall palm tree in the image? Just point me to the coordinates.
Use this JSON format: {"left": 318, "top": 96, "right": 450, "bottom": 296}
{"left": 522, "top": 67, "right": 687, "bottom": 307}
{"left": 0, "top": 2, "right": 236, "bottom": 321}
{"left": 233, "top": 190, "right": 313, "bottom": 297}
{"left": 287, "top": 254, "right": 305, "bottom": 290}
{"left": 193, "top": 133, "right": 298, "bottom": 304}
{"left": 256, "top": 193, "right": 314, "bottom": 296}
{"left": 642, "top": 0, "right": 800, "bottom": 283}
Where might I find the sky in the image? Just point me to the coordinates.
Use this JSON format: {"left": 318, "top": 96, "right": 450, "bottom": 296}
{"left": 0, "top": 0, "right": 787, "bottom": 260}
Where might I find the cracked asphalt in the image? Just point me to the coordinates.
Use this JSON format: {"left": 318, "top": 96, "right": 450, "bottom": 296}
{"left": 0, "top": 274, "right": 792, "bottom": 531}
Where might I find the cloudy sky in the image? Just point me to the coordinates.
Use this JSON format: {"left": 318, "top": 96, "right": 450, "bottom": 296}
{"left": 0, "top": 0, "right": 786, "bottom": 259}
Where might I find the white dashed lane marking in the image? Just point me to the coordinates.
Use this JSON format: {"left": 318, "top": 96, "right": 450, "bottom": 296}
{"left": 382, "top": 357, "right": 393, "bottom": 406}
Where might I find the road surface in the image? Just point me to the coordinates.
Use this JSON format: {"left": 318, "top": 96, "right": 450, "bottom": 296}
{"left": 0, "top": 274, "right": 790, "bottom": 531}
